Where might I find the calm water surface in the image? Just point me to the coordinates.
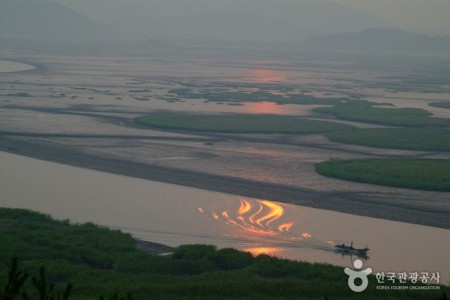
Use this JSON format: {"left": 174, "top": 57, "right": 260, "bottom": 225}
{"left": 1, "top": 151, "right": 449, "bottom": 284}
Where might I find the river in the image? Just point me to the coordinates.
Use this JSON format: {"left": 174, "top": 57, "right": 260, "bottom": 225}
{"left": 1, "top": 151, "right": 449, "bottom": 284}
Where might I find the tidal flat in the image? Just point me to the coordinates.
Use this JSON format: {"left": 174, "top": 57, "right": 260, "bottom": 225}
{"left": 1, "top": 52, "right": 449, "bottom": 229}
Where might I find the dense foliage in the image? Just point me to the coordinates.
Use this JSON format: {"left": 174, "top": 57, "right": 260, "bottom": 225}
{"left": 1, "top": 208, "right": 447, "bottom": 299}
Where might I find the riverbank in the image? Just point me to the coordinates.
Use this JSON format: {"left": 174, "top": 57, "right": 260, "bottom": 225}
{"left": 135, "top": 239, "right": 175, "bottom": 255}
{"left": 1, "top": 137, "right": 449, "bottom": 229}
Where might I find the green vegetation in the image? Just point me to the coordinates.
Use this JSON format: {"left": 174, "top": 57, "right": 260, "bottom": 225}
{"left": 2, "top": 208, "right": 446, "bottom": 299}
{"left": 325, "top": 128, "right": 450, "bottom": 151}
{"left": 314, "top": 104, "right": 450, "bottom": 127}
{"left": 315, "top": 159, "right": 450, "bottom": 191}
{"left": 1, "top": 258, "right": 74, "bottom": 300}
{"left": 166, "top": 87, "right": 360, "bottom": 106}
{"left": 135, "top": 113, "right": 354, "bottom": 134}
{"left": 430, "top": 102, "right": 450, "bottom": 110}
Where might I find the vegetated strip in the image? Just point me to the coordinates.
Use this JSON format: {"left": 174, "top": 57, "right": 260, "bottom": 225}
{"left": 0, "top": 207, "right": 443, "bottom": 299}
{"left": 429, "top": 101, "right": 450, "bottom": 109}
{"left": 325, "top": 127, "right": 450, "bottom": 152}
{"left": 314, "top": 104, "right": 450, "bottom": 127}
{"left": 315, "top": 158, "right": 450, "bottom": 192}
{"left": 135, "top": 113, "right": 355, "bottom": 134}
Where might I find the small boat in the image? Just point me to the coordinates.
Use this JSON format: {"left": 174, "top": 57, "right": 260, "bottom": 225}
{"left": 334, "top": 241, "right": 369, "bottom": 257}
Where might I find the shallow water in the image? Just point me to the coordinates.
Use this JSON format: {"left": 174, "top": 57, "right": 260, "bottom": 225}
{"left": 1, "top": 151, "right": 449, "bottom": 284}
{"left": 0, "top": 60, "right": 35, "bottom": 73}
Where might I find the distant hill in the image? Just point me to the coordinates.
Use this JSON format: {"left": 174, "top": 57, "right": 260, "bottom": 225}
{"left": 0, "top": 0, "right": 389, "bottom": 44}
{"left": 6, "top": 0, "right": 447, "bottom": 57}
{"left": 111, "top": 0, "right": 387, "bottom": 42}
{"left": 0, "top": 0, "right": 111, "bottom": 41}
{"left": 112, "top": 11, "right": 314, "bottom": 43}
{"left": 299, "top": 29, "right": 450, "bottom": 56}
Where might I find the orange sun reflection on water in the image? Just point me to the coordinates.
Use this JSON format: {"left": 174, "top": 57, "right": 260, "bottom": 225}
{"left": 242, "top": 247, "right": 284, "bottom": 257}
{"left": 250, "top": 69, "right": 285, "bottom": 83}
{"left": 244, "top": 101, "right": 284, "bottom": 114}
{"left": 197, "top": 199, "right": 316, "bottom": 259}
{"left": 198, "top": 199, "right": 297, "bottom": 237}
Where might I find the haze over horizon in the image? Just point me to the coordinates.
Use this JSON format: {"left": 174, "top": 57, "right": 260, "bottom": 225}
{"left": 52, "top": 0, "right": 450, "bottom": 35}
{"left": 2, "top": 0, "right": 450, "bottom": 56}
{"left": 326, "top": 0, "right": 450, "bottom": 35}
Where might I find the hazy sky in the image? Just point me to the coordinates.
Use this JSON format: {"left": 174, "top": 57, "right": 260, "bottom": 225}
{"left": 56, "top": 0, "right": 450, "bottom": 35}
{"left": 326, "top": 0, "right": 450, "bottom": 35}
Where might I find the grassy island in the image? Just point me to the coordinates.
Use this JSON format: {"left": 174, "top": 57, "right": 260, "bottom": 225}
{"left": 325, "top": 128, "right": 450, "bottom": 151}
{"left": 429, "top": 102, "right": 450, "bottom": 110}
{"left": 135, "top": 113, "right": 354, "bottom": 134}
{"left": 315, "top": 158, "right": 450, "bottom": 191}
{"left": 314, "top": 105, "right": 450, "bottom": 127}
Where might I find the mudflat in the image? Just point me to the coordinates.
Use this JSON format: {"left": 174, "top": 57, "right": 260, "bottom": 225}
{"left": 1, "top": 52, "right": 449, "bottom": 229}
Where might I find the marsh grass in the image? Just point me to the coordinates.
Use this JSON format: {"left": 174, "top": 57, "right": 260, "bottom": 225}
{"left": 429, "top": 102, "right": 450, "bottom": 110}
{"left": 315, "top": 158, "right": 450, "bottom": 191}
{"left": 325, "top": 127, "right": 450, "bottom": 151}
{"left": 314, "top": 104, "right": 450, "bottom": 127}
{"left": 135, "top": 113, "right": 354, "bottom": 134}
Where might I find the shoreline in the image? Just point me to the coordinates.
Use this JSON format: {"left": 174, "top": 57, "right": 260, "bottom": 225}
{"left": 1, "top": 136, "right": 449, "bottom": 230}
{"left": 135, "top": 239, "right": 175, "bottom": 255}
{"left": 0, "top": 59, "right": 36, "bottom": 73}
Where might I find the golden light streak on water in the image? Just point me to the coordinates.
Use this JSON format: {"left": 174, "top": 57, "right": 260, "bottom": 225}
{"left": 199, "top": 199, "right": 298, "bottom": 237}
{"left": 255, "top": 200, "right": 284, "bottom": 227}
{"left": 242, "top": 247, "right": 284, "bottom": 257}
{"left": 250, "top": 69, "right": 285, "bottom": 83}
{"left": 302, "top": 233, "right": 312, "bottom": 239}
{"left": 238, "top": 199, "right": 252, "bottom": 215}
{"left": 278, "top": 223, "right": 294, "bottom": 232}
{"left": 248, "top": 202, "right": 264, "bottom": 224}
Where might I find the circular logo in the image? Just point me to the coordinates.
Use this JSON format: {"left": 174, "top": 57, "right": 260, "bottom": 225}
{"left": 344, "top": 259, "right": 373, "bottom": 292}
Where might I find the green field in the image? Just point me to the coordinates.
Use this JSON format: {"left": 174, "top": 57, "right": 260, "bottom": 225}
{"left": 429, "top": 102, "right": 450, "bottom": 109}
{"left": 2, "top": 208, "right": 444, "bottom": 300}
{"left": 326, "top": 128, "right": 450, "bottom": 151}
{"left": 135, "top": 113, "right": 355, "bottom": 134}
{"left": 314, "top": 104, "right": 450, "bottom": 127}
{"left": 315, "top": 159, "right": 450, "bottom": 191}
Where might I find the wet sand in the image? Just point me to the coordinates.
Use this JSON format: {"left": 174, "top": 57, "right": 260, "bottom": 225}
{"left": 1, "top": 136, "right": 449, "bottom": 229}
{"left": 0, "top": 59, "right": 35, "bottom": 73}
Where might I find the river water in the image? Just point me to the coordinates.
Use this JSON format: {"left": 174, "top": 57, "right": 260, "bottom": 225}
{"left": 1, "top": 151, "right": 449, "bottom": 284}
